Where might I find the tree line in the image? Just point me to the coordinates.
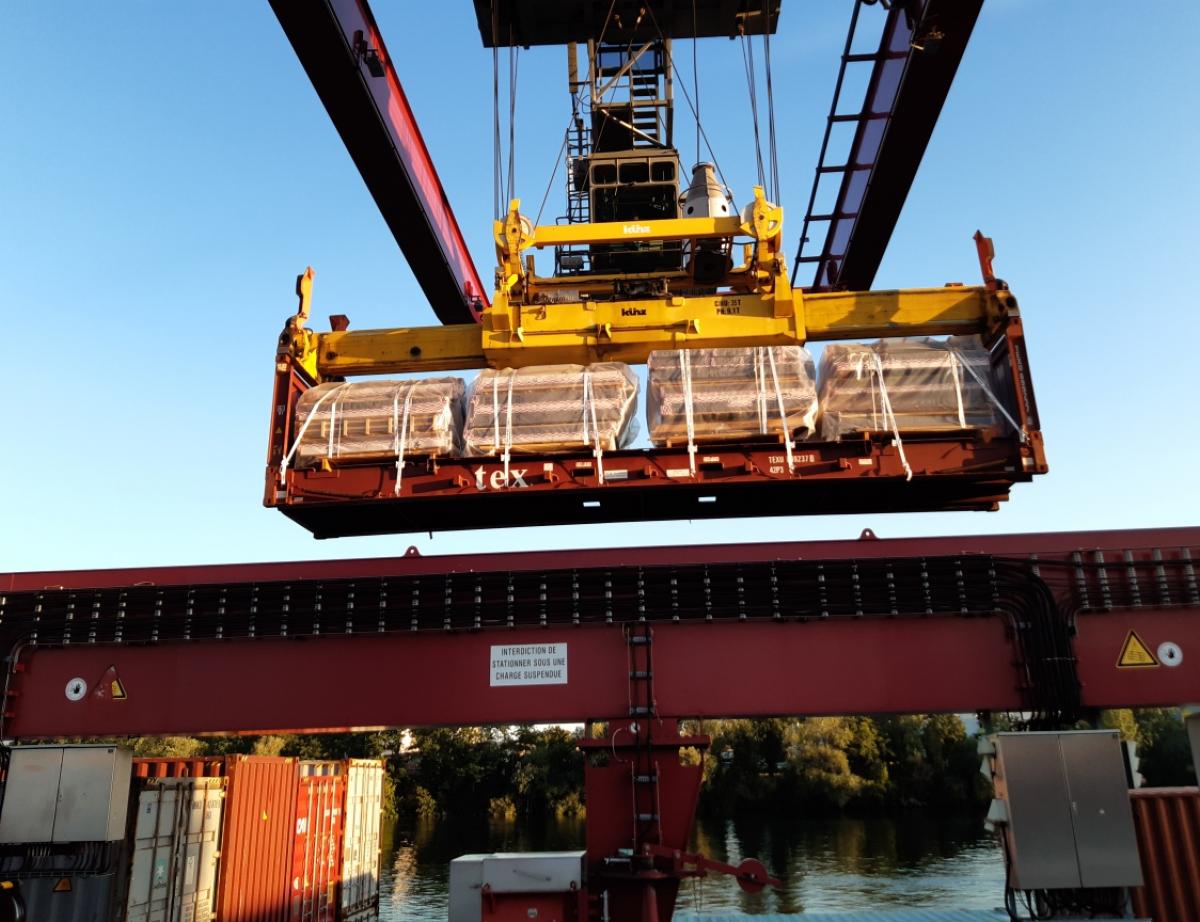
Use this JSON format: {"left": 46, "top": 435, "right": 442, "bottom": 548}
{"left": 118, "top": 708, "right": 1195, "bottom": 821}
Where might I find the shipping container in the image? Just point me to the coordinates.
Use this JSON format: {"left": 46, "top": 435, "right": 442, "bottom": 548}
{"left": 340, "top": 760, "right": 384, "bottom": 921}
{"left": 1130, "top": 786, "right": 1200, "bottom": 922}
{"left": 216, "top": 755, "right": 300, "bottom": 922}
{"left": 290, "top": 763, "right": 345, "bottom": 922}
{"left": 132, "top": 758, "right": 225, "bottom": 780}
{"left": 126, "top": 777, "right": 223, "bottom": 922}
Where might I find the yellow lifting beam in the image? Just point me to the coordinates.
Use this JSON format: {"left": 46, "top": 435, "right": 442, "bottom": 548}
{"left": 276, "top": 190, "right": 1011, "bottom": 381}
{"left": 281, "top": 284, "right": 1006, "bottom": 378}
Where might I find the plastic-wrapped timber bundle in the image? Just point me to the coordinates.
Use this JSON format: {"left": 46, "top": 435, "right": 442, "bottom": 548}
{"left": 646, "top": 346, "right": 819, "bottom": 466}
{"left": 818, "top": 337, "right": 1019, "bottom": 476}
{"left": 463, "top": 363, "right": 639, "bottom": 475}
{"left": 288, "top": 378, "right": 465, "bottom": 484}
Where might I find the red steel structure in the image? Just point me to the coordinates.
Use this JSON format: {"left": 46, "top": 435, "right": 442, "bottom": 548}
{"left": 2, "top": 527, "right": 1198, "bottom": 921}
{"left": 268, "top": 0, "right": 487, "bottom": 323}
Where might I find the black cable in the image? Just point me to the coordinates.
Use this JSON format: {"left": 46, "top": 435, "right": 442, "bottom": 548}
{"left": 740, "top": 30, "right": 767, "bottom": 192}
{"left": 692, "top": 0, "right": 700, "bottom": 166}
{"left": 761, "top": 0, "right": 780, "bottom": 202}
{"left": 506, "top": 41, "right": 519, "bottom": 207}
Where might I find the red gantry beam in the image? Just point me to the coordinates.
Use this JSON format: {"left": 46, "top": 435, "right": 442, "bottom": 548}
{"left": 269, "top": 0, "right": 488, "bottom": 323}
{"left": 796, "top": 0, "right": 983, "bottom": 290}
{"left": 1, "top": 527, "right": 1197, "bottom": 738}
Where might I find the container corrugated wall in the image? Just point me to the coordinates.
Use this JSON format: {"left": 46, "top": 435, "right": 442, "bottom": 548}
{"left": 133, "top": 758, "right": 226, "bottom": 779}
{"left": 340, "top": 759, "right": 384, "bottom": 921}
{"left": 290, "top": 762, "right": 345, "bottom": 922}
{"left": 126, "top": 777, "right": 224, "bottom": 922}
{"left": 1130, "top": 786, "right": 1200, "bottom": 922}
{"left": 217, "top": 755, "right": 301, "bottom": 922}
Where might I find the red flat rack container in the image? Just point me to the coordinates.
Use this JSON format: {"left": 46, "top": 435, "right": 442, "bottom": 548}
{"left": 217, "top": 755, "right": 302, "bottom": 922}
{"left": 1130, "top": 786, "right": 1200, "bottom": 922}
{"left": 291, "top": 762, "right": 346, "bottom": 921}
{"left": 265, "top": 319, "right": 1047, "bottom": 537}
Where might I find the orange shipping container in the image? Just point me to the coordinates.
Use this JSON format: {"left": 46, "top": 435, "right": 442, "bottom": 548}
{"left": 216, "top": 755, "right": 302, "bottom": 922}
{"left": 1130, "top": 786, "right": 1200, "bottom": 922}
{"left": 290, "top": 763, "right": 345, "bottom": 921}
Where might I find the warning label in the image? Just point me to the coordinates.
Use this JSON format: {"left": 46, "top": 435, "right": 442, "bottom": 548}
{"left": 1117, "top": 630, "right": 1159, "bottom": 668}
{"left": 490, "top": 643, "right": 568, "bottom": 687}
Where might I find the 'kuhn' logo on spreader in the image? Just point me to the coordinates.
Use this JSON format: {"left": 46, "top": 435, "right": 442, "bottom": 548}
{"left": 475, "top": 466, "right": 529, "bottom": 490}
{"left": 622, "top": 223, "right": 651, "bottom": 234}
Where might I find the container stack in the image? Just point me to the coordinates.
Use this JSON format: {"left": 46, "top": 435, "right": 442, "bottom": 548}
{"left": 817, "top": 337, "right": 1004, "bottom": 440}
{"left": 463, "top": 363, "right": 639, "bottom": 456}
{"left": 293, "top": 378, "right": 465, "bottom": 469}
{"left": 122, "top": 754, "right": 385, "bottom": 922}
{"left": 646, "top": 346, "right": 819, "bottom": 447}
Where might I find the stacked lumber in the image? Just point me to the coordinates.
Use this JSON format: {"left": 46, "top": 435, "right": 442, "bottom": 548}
{"left": 292, "top": 378, "right": 465, "bottom": 469}
{"left": 817, "top": 337, "right": 1001, "bottom": 440}
{"left": 646, "top": 346, "right": 819, "bottom": 447}
{"left": 464, "top": 363, "right": 639, "bottom": 456}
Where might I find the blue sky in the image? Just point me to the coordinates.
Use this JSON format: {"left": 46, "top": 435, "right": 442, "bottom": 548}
{"left": 2, "top": 2, "right": 1197, "bottom": 572}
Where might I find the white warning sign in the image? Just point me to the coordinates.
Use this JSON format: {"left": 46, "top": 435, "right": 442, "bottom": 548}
{"left": 490, "top": 643, "right": 568, "bottom": 687}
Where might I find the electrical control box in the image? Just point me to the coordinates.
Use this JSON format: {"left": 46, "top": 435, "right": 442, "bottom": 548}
{"left": 450, "top": 852, "right": 586, "bottom": 922}
{"left": 0, "top": 745, "right": 132, "bottom": 843}
{"left": 987, "top": 730, "right": 1143, "bottom": 890}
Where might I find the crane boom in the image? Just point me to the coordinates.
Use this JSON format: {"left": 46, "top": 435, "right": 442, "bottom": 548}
{"left": 797, "top": 0, "right": 983, "bottom": 290}
{"left": 269, "top": 0, "right": 488, "bottom": 323}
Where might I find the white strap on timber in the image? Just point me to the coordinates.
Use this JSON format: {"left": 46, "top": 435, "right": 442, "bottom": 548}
{"left": 392, "top": 383, "right": 414, "bottom": 496}
{"left": 870, "top": 351, "right": 913, "bottom": 482}
{"left": 753, "top": 348, "right": 769, "bottom": 434}
{"left": 581, "top": 369, "right": 606, "bottom": 484}
{"left": 491, "top": 371, "right": 501, "bottom": 457}
{"left": 764, "top": 347, "right": 795, "bottom": 472}
{"left": 279, "top": 383, "right": 349, "bottom": 484}
{"left": 502, "top": 368, "right": 517, "bottom": 484}
{"left": 327, "top": 387, "right": 343, "bottom": 458}
{"left": 946, "top": 343, "right": 1026, "bottom": 442}
{"left": 679, "top": 348, "right": 698, "bottom": 475}
{"left": 948, "top": 349, "right": 967, "bottom": 429}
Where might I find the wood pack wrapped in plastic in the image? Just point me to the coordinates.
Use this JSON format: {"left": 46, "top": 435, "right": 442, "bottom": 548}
{"left": 464, "top": 363, "right": 639, "bottom": 457}
{"left": 646, "top": 346, "right": 819, "bottom": 447}
{"left": 291, "top": 378, "right": 465, "bottom": 470}
{"left": 817, "top": 336, "right": 1005, "bottom": 440}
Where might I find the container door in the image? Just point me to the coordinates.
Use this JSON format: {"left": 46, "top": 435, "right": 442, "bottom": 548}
{"left": 341, "top": 761, "right": 383, "bottom": 919}
{"left": 127, "top": 782, "right": 181, "bottom": 922}
{"left": 179, "top": 779, "right": 224, "bottom": 922}
{"left": 290, "top": 774, "right": 345, "bottom": 922}
{"left": 216, "top": 756, "right": 299, "bottom": 922}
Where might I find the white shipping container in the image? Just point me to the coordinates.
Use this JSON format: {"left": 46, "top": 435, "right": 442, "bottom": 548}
{"left": 340, "top": 759, "right": 384, "bottom": 920}
{"left": 125, "top": 777, "right": 224, "bottom": 922}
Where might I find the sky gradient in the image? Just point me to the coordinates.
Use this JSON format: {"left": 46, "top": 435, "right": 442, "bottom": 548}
{"left": 2, "top": 1, "right": 1198, "bottom": 572}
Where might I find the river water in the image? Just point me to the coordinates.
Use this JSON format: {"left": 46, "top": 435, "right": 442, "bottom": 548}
{"left": 378, "top": 813, "right": 1006, "bottom": 919}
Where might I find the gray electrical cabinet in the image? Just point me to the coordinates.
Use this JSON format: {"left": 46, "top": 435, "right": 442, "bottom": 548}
{"left": 989, "top": 730, "right": 1143, "bottom": 890}
{"left": 0, "top": 745, "right": 132, "bottom": 843}
{"left": 450, "top": 852, "right": 586, "bottom": 922}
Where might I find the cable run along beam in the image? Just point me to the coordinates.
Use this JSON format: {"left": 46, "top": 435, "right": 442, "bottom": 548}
{"left": 1, "top": 527, "right": 1198, "bottom": 738}
{"left": 796, "top": 0, "right": 983, "bottom": 291}
{"left": 269, "top": 0, "right": 488, "bottom": 324}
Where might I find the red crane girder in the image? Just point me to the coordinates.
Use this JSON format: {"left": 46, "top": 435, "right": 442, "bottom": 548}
{"left": 797, "top": 0, "right": 983, "bottom": 290}
{"left": 269, "top": 0, "right": 488, "bottom": 323}
{"left": 1, "top": 527, "right": 1197, "bottom": 739}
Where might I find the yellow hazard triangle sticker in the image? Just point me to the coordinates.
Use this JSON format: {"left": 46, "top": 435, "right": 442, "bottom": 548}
{"left": 91, "top": 665, "right": 127, "bottom": 701}
{"left": 1117, "top": 630, "right": 1158, "bottom": 668}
